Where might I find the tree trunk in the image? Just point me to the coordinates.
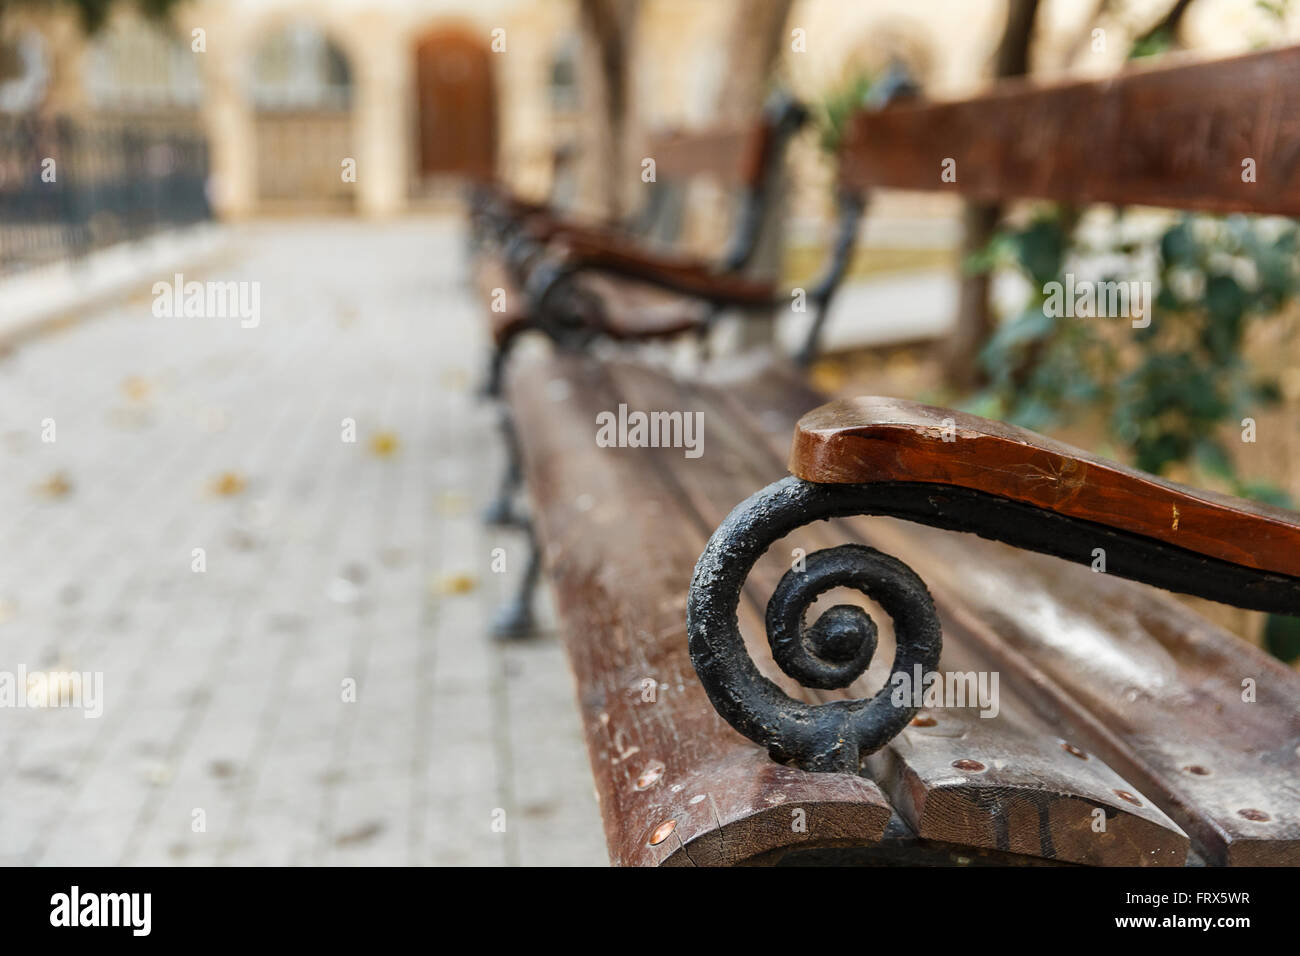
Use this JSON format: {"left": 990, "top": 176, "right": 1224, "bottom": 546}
{"left": 577, "top": 0, "right": 637, "bottom": 220}
{"left": 714, "top": 0, "right": 794, "bottom": 123}
{"left": 942, "top": 0, "right": 1041, "bottom": 390}
{"left": 714, "top": 0, "right": 794, "bottom": 350}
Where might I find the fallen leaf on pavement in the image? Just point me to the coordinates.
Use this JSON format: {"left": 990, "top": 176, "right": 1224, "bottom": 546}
{"left": 35, "top": 472, "right": 73, "bottom": 498}
{"left": 432, "top": 573, "right": 477, "bottom": 596}
{"left": 211, "top": 472, "right": 247, "bottom": 496}
{"left": 369, "top": 431, "right": 400, "bottom": 457}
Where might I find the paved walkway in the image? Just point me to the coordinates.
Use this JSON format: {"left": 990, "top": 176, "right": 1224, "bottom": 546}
{"left": 0, "top": 219, "right": 605, "bottom": 866}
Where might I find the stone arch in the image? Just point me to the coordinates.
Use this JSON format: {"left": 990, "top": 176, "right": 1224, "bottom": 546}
{"left": 83, "top": 13, "right": 202, "bottom": 113}
{"left": 247, "top": 19, "right": 356, "bottom": 209}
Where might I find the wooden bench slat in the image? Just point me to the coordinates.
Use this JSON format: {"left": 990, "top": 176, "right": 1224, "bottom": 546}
{"left": 507, "top": 355, "right": 892, "bottom": 865}
{"left": 841, "top": 45, "right": 1300, "bottom": 215}
{"left": 719, "top": 369, "right": 1300, "bottom": 866}
{"left": 647, "top": 124, "right": 769, "bottom": 189}
{"left": 791, "top": 396, "right": 1300, "bottom": 581}
{"left": 550, "top": 230, "right": 777, "bottom": 307}
{"left": 571, "top": 274, "right": 710, "bottom": 340}
{"left": 868, "top": 709, "right": 1188, "bottom": 866}
{"left": 605, "top": 359, "right": 1188, "bottom": 865}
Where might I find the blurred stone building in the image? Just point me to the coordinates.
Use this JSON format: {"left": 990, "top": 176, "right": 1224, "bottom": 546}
{"left": 2, "top": 0, "right": 1296, "bottom": 223}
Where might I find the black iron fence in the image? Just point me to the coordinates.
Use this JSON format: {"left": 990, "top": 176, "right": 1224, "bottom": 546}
{"left": 0, "top": 112, "right": 211, "bottom": 275}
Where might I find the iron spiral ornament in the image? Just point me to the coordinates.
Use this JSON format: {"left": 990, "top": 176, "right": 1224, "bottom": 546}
{"left": 687, "top": 476, "right": 942, "bottom": 773}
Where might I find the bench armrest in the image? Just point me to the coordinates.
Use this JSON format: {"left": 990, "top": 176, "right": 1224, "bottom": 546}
{"left": 687, "top": 396, "right": 1300, "bottom": 775}
{"left": 791, "top": 397, "right": 1300, "bottom": 588}
{"left": 544, "top": 229, "right": 778, "bottom": 309}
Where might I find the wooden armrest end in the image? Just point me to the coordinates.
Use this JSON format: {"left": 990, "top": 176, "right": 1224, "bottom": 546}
{"left": 791, "top": 397, "right": 1300, "bottom": 585}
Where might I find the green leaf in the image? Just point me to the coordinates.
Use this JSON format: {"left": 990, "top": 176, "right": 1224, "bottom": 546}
{"left": 1013, "top": 219, "right": 1065, "bottom": 284}
{"left": 1159, "top": 221, "right": 1197, "bottom": 267}
{"left": 1263, "top": 613, "right": 1300, "bottom": 664}
{"left": 1193, "top": 438, "right": 1234, "bottom": 480}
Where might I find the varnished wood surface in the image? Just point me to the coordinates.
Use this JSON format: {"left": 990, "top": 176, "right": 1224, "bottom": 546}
{"left": 647, "top": 123, "right": 769, "bottom": 189}
{"left": 506, "top": 356, "right": 892, "bottom": 865}
{"left": 550, "top": 230, "right": 777, "bottom": 308}
{"left": 791, "top": 396, "right": 1300, "bottom": 580}
{"left": 505, "top": 352, "right": 1300, "bottom": 864}
{"left": 610, "top": 361, "right": 1188, "bottom": 866}
{"left": 840, "top": 45, "right": 1300, "bottom": 215}
{"left": 725, "top": 365, "right": 1300, "bottom": 865}
{"left": 570, "top": 274, "right": 710, "bottom": 340}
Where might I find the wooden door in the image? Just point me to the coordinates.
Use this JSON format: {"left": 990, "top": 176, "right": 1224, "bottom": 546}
{"left": 415, "top": 31, "right": 496, "bottom": 181}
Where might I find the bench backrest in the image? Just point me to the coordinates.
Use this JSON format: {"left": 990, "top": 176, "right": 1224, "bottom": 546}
{"left": 839, "top": 45, "right": 1300, "bottom": 215}
{"left": 638, "top": 93, "right": 807, "bottom": 265}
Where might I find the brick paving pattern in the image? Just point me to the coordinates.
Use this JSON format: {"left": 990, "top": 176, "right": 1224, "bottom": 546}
{"left": 0, "top": 219, "right": 604, "bottom": 866}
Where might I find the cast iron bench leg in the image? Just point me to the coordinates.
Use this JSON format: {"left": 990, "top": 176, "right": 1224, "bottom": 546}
{"left": 491, "top": 520, "right": 542, "bottom": 640}
{"left": 482, "top": 406, "right": 526, "bottom": 528}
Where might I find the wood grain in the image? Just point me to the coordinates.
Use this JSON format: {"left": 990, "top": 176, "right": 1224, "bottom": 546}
{"left": 504, "top": 349, "right": 1300, "bottom": 864}
{"left": 840, "top": 45, "right": 1300, "bottom": 215}
{"left": 609, "top": 360, "right": 1188, "bottom": 865}
{"left": 506, "top": 355, "right": 891, "bottom": 865}
{"left": 791, "top": 396, "right": 1300, "bottom": 580}
{"left": 726, "top": 367, "right": 1300, "bottom": 865}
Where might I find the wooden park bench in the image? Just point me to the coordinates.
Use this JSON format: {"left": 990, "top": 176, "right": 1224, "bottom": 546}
{"left": 469, "top": 92, "right": 808, "bottom": 399}
{"left": 492, "top": 46, "right": 1300, "bottom": 866}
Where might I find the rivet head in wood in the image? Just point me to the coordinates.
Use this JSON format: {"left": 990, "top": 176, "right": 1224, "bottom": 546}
{"left": 647, "top": 819, "right": 677, "bottom": 846}
{"left": 634, "top": 761, "right": 665, "bottom": 791}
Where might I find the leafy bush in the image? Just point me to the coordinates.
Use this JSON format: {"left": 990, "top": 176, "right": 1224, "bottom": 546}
{"left": 971, "top": 208, "right": 1300, "bottom": 658}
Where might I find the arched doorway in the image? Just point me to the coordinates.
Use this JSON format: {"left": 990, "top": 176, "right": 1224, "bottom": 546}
{"left": 250, "top": 23, "right": 354, "bottom": 210}
{"left": 413, "top": 29, "right": 496, "bottom": 184}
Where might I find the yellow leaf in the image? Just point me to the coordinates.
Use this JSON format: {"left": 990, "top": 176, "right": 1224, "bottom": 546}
{"left": 808, "top": 359, "right": 846, "bottom": 394}
{"left": 432, "top": 573, "right": 477, "bottom": 596}
{"left": 369, "top": 431, "right": 400, "bottom": 457}
{"left": 435, "top": 490, "right": 469, "bottom": 516}
{"left": 211, "top": 472, "right": 246, "bottom": 496}
{"left": 36, "top": 472, "right": 73, "bottom": 498}
{"left": 122, "top": 376, "right": 152, "bottom": 402}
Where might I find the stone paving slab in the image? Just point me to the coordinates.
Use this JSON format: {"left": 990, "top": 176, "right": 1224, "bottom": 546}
{"left": 0, "top": 219, "right": 606, "bottom": 866}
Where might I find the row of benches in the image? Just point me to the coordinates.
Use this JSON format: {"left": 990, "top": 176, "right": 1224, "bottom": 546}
{"left": 469, "top": 47, "right": 1300, "bottom": 866}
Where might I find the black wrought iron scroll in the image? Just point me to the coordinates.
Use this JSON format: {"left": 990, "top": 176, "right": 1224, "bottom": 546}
{"left": 687, "top": 474, "right": 1300, "bottom": 774}
{"left": 685, "top": 477, "right": 941, "bottom": 775}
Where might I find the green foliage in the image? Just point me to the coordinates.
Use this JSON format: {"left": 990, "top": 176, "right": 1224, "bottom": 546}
{"left": 977, "top": 206, "right": 1289, "bottom": 489}
{"left": 973, "top": 208, "right": 1296, "bottom": 498}
{"left": 812, "top": 71, "right": 874, "bottom": 156}
{"left": 971, "top": 209, "right": 1300, "bottom": 661}
{"left": 1264, "top": 612, "right": 1300, "bottom": 661}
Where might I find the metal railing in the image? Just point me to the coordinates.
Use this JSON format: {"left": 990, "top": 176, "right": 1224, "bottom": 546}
{"left": 0, "top": 111, "right": 211, "bottom": 275}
